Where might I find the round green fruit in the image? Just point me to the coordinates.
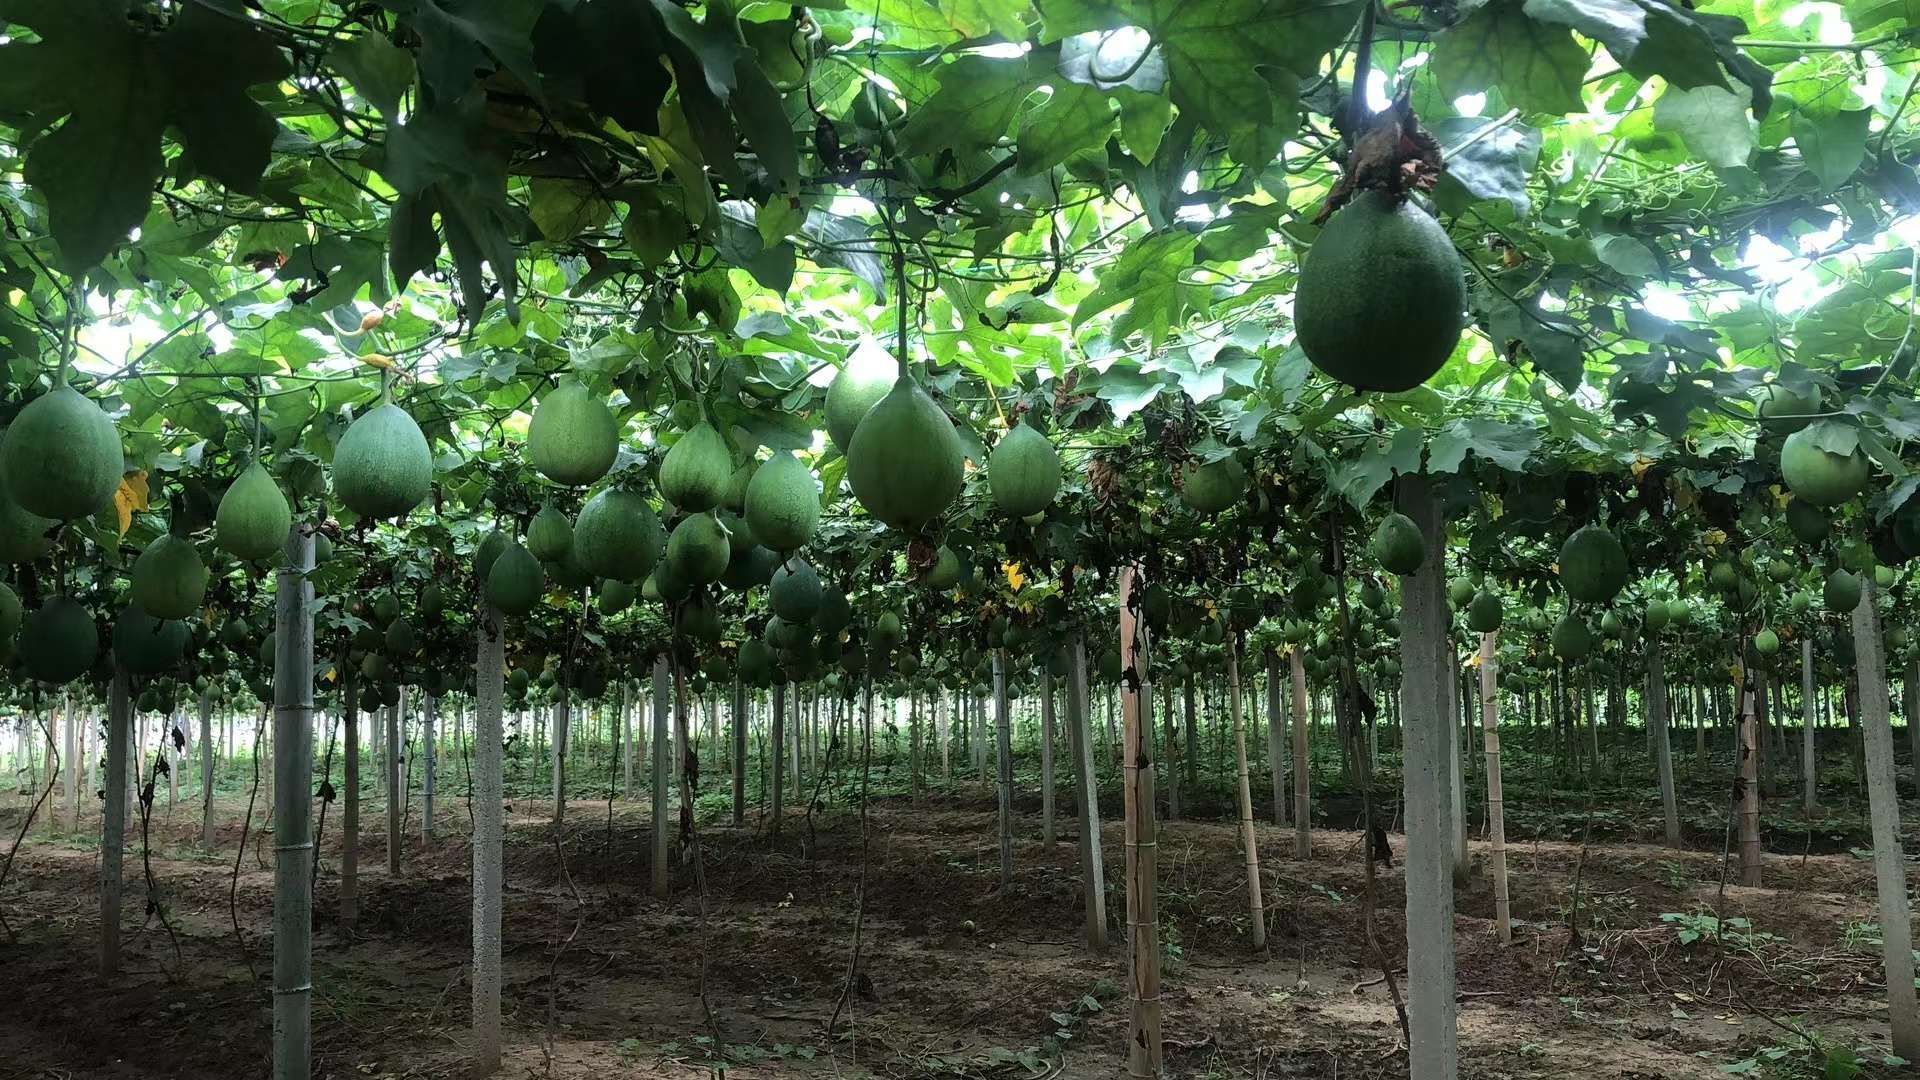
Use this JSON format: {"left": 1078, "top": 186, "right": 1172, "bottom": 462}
{"left": 659, "top": 422, "right": 732, "bottom": 513}
{"left": 526, "top": 378, "right": 618, "bottom": 487}
{"left": 1754, "top": 383, "right": 1816, "bottom": 433}
{"left": 333, "top": 403, "right": 432, "bottom": 519}
{"left": 922, "top": 545, "right": 961, "bottom": 590}
{"left": 825, "top": 343, "right": 898, "bottom": 455}
{"left": 1551, "top": 613, "right": 1592, "bottom": 660}
{"left": 1823, "top": 568, "right": 1862, "bottom": 613}
{"left": 486, "top": 542, "right": 545, "bottom": 616}
{"left": 744, "top": 451, "right": 819, "bottom": 552}
{"left": 21, "top": 595, "right": 96, "bottom": 684}
{"left": 987, "top": 420, "right": 1061, "bottom": 518}
{"left": 770, "top": 557, "right": 823, "bottom": 622}
{"left": 596, "top": 578, "right": 638, "bottom": 615}
{"left": 1294, "top": 192, "right": 1466, "bottom": 392}
{"left": 574, "top": 487, "right": 665, "bottom": 583}
{"left": 1178, "top": 455, "right": 1247, "bottom": 516}
{"left": 526, "top": 504, "right": 573, "bottom": 561}
{"left": 1753, "top": 628, "right": 1780, "bottom": 656}
{"left": 131, "top": 533, "right": 209, "bottom": 620}
{"left": 0, "top": 473, "right": 55, "bottom": 564}
{"left": 1559, "top": 526, "right": 1629, "bottom": 604}
{"left": 113, "top": 605, "right": 189, "bottom": 676}
{"left": 1466, "top": 590, "right": 1503, "bottom": 633}
{"left": 0, "top": 384, "right": 123, "bottom": 521}
{"left": 215, "top": 461, "right": 292, "bottom": 562}
{"left": 665, "top": 513, "right": 731, "bottom": 585}
{"left": 1368, "top": 512, "right": 1425, "bottom": 576}
{"left": 1779, "top": 427, "right": 1870, "bottom": 508}
{"left": 846, "top": 376, "right": 963, "bottom": 533}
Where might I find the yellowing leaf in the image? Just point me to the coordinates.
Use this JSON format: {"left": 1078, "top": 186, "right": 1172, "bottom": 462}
{"left": 1703, "top": 529, "right": 1727, "bottom": 547}
{"left": 360, "top": 352, "right": 396, "bottom": 370}
{"left": 1631, "top": 456, "right": 1655, "bottom": 479}
{"left": 1003, "top": 561, "right": 1026, "bottom": 592}
{"left": 113, "top": 470, "right": 149, "bottom": 537}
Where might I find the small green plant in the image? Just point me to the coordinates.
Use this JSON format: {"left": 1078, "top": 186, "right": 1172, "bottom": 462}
{"left": 1656, "top": 859, "right": 1693, "bottom": 890}
{"left": 1661, "top": 912, "right": 1781, "bottom": 950}
{"left": 1716, "top": 1035, "right": 1905, "bottom": 1078}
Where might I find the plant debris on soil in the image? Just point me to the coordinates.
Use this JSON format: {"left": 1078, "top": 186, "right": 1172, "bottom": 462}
{"left": 0, "top": 787, "right": 1909, "bottom": 1079}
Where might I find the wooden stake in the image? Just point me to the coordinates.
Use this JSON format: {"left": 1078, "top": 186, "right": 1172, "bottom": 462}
{"left": 1477, "top": 632, "right": 1510, "bottom": 945}
{"left": 1227, "top": 636, "right": 1265, "bottom": 950}
{"left": 1118, "top": 566, "right": 1162, "bottom": 1078}
{"left": 1289, "top": 647, "right": 1311, "bottom": 859}
{"left": 1067, "top": 634, "right": 1108, "bottom": 950}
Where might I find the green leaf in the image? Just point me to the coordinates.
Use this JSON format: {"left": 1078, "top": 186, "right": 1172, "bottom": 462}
{"left": 1071, "top": 230, "right": 1199, "bottom": 346}
{"left": 730, "top": 57, "right": 801, "bottom": 191}
{"left": 1136, "top": 0, "right": 1359, "bottom": 145}
{"left": 0, "top": 0, "right": 288, "bottom": 269}
{"left": 1653, "top": 83, "right": 1753, "bottom": 169}
{"left": 941, "top": 0, "right": 1031, "bottom": 39}
{"left": 331, "top": 32, "right": 416, "bottom": 119}
{"left": 900, "top": 55, "right": 1041, "bottom": 159}
{"left": 389, "top": 190, "right": 442, "bottom": 291}
{"left": 531, "top": 0, "right": 672, "bottom": 135}
{"left": 1116, "top": 89, "right": 1173, "bottom": 162}
{"left": 624, "top": 190, "right": 683, "bottom": 267}
{"left": 648, "top": 0, "right": 744, "bottom": 100}
{"left": 1522, "top": 0, "right": 1726, "bottom": 92}
{"left": 1841, "top": 0, "right": 1920, "bottom": 31}
{"left": 1058, "top": 29, "right": 1166, "bottom": 93}
{"left": 1432, "top": 117, "right": 1542, "bottom": 217}
{"left": 26, "top": 95, "right": 167, "bottom": 272}
{"left": 399, "top": 0, "right": 546, "bottom": 103}
{"left": 803, "top": 211, "right": 889, "bottom": 302}
{"left": 1431, "top": 1, "right": 1587, "bottom": 115}
{"left": 529, "top": 179, "right": 611, "bottom": 242}
{"left": 1017, "top": 82, "right": 1114, "bottom": 175}
{"left": 1793, "top": 107, "right": 1871, "bottom": 192}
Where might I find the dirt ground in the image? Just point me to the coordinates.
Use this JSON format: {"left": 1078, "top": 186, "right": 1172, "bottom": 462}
{"left": 0, "top": 782, "right": 1909, "bottom": 1079}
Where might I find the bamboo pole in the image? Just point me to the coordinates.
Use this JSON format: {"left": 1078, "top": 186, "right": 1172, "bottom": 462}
{"left": 1265, "top": 650, "right": 1287, "bottom": 826}
{"left": 1477, "top": 632, "right": 1510, "bottom": 945}
{"left": 1399, "top": 475, "right": 1457, "bottom": 1080}
{"left": 1227, "top": 636, "right": 1265, "bottom": 950}
{"left": 1737, "top": 665, "right": 1762, "bottom": 888}
{"left": 471, "top": 604, "right": 506, "bottom": 1076}
{"left": 1289, "top": 647, "right": 1311, "bottom": 858}
{"left": 1647, "top": 643, "right": 1680, "bottom": 847}
{"left": 1067, "top": 633, "right": 1107, "bottom": 951}
{"left": 1039, "top": 676, "right": 1055, "bottom": 842}
{"left": 273, "top": 524, "right": 316, "bottom": 1080}
{"left": 650, "top": 655, "right": 671, "bottom": 899}
{"left": 1850, "top": 580, "right": 1920, "bottom": 1059}
{"left": 1802, "top": 640, "right": 1818, "bottom": 814}
{"left": 1118, "top": 567, "right": 1162, "bottom": 1078}
{"left": 993, "top": 649, "right": 1014, "bottom": 890}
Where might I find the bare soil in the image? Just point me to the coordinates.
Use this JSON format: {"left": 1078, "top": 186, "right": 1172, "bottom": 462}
{"left": 0, "top": 783, "right": 1908, "bottom": 1079}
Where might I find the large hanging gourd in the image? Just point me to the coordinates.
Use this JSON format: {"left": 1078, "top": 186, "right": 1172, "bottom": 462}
{"left": 216, "top": 460, "right": 293, "bottom": 561}
{"left": 0, "top": 382, "right": 124, "bottom": 521}
{"left": 825, "top": 340, "right": 898, "bottom": 455}
{"left": 846, "top": 375, "right": 963, "bottom": 534}
{"left": 131, "top": 532, "right": 209, "bottom": 620}
{"left": 526, "top": 377, "right": 619, "bottom": 487}
{"left": 573, "top": 487, "right": 665, "bottom": 582}
{"left": 333, "top": 388, "right": 432, "bottom": 519}
{"left": 987, "top": 420, "right": 1061, "bottom": 518}
{"left": 743, "top": 451, "right": 820, "bottom": 552}
{"left": 1294, "top": 191, "right": 1466, "bottom": 392}
{"left": 20, "top": 595, "right": 97, "bottom": 684}
{"left": 659, "top": 421, "right": 732, "bottom": 512}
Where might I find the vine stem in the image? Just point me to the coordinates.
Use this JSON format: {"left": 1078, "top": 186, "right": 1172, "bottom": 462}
{"left": 1346, "top": 0, "right": 1379, "bottom": 146}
